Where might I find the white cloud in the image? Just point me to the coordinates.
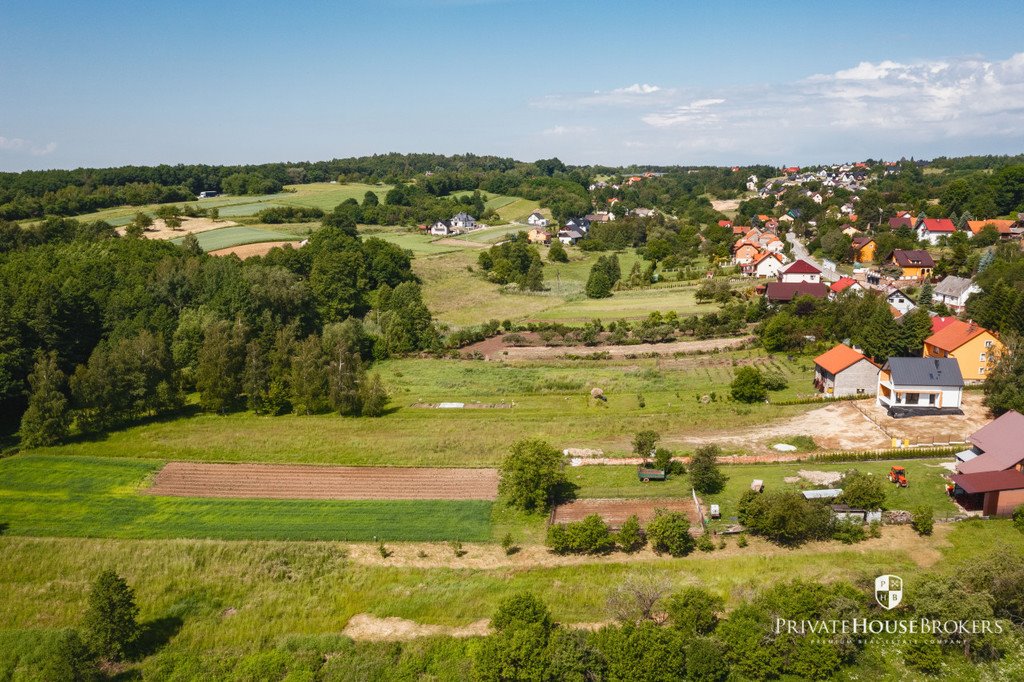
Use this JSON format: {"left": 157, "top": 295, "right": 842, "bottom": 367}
{"left": 532, "top": 53, "right": 1024, "bottom": 163}
{"left": 542, "top": 125, "right": 595, "bottom": 136}
{"left": 0, "top": 135, "right": 57, "bottom": 156}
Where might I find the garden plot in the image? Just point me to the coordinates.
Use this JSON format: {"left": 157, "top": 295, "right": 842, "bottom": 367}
{"left": 550, "top": 498, "right": 703, "bottom": 530}
{"left": 146, "top": 462, "right": 499, "bottom": 501}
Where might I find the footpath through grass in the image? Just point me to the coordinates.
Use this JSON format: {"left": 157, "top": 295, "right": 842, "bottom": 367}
{"left": 0, "top": 455, "right": 491, "bottom": 542}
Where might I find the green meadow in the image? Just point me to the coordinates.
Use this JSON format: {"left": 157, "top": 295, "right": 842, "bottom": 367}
{"left": 170, "top": 226, "right": 298, "bottom": 251}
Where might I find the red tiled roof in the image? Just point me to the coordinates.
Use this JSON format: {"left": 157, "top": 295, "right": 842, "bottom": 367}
{"left": 924, "top": 319, "right": 990, "bottom": 353}
{"left": 830, "top": 277, "right": 858, "bottom": 293}
{"left": 967, "top": 220, "right": 1014, "bottom": 235}
{"left": 920, "top": 218, "right": 956, "bottom": 233}
{"left": 889, "top": 216, "right": 914, "bottom": 229}
{"left": 951, "top": 469, "right": 1024, "bottom": 494}
{"left": 930, "top": 316, "right": 957, "bottom": 333}
{"left": 814, "top": 343, "right": 873, "bottom": 375}
{"left": 718, "top": 220, "right": 732, "bottom": 227}
{"left": 783, "top": 259, "right": 821, "bottom": 274}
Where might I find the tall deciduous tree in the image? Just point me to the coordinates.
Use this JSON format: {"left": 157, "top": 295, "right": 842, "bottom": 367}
{"left": 19, "top": 350, "right": 71, "bottom": 448}
{"left": 498, "top": 439, "right": 568, "bottom": 512}
{"left": 195, "top": 319, "right": 245, "bottom": 414}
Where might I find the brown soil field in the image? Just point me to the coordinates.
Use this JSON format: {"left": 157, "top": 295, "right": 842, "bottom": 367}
{"left": 115, "top": 216, "right": 236, "bottom": 240}
{"left": 551, "top": 498, "right": 702, "bottom": 529}
{"left": 145, "top": 462, "right": 498, "bottom": 501}
{"left": 462, "top": 334, "right": 755, "bottom": 360}
{"left": 208, "top": 241, "right": 299, "bottom": 259}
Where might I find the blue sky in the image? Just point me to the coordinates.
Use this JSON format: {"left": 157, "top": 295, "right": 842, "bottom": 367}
{"left": 1, "top": 0, "right": 1023, "bottom": 171}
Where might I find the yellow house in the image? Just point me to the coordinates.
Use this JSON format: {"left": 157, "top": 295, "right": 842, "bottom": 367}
{"left": 891, "top": 249, "right": 934, "bottom": 280}
{"left": 923, "top": 319, "right": 1005, "bottom": 382}
{"left": 850, "top": 236, "right": 876, "bottom": 263}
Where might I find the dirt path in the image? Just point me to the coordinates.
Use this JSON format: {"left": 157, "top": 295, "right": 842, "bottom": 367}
{"left": 208, "top": 241, "right": 299, "bottom": 259}
{"left": 145, "top": 462, "right": 498, "bottom": 501}
{"left": 463, "top": 335, "right": 755, "bottom": 361}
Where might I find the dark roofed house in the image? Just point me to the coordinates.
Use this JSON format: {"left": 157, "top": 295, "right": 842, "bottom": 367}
{"left": 876, "top": 357, "right": 963, "bottom": 418}
{"left": 763, "top": 281, "right": 830, "bottom": 303}
{"left": 891, "top": 249, "right": 935, "bottom": 281}
{"left": 889, "top": 216, "right": 915, "bottom": 230}
{"left": 949, "top": 470, "right": 1024, "bottom": 516}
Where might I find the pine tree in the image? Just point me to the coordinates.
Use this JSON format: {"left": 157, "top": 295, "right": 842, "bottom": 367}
{"left": 82, "top": 570, "right": 139, "bottom": 661}
{"left": 19, "top": 351, "right": 71, "bottom": 448}
{"left": 585, "top": 267, "right": 612, "bottom": 299}
{"left": 547, "top": 240, "right": 568, "bottom": 263}
{"left": 917, "top": 281, "right": 933, "bottom": 307}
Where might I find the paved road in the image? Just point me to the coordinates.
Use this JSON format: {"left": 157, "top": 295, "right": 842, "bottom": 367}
{"left": 786, "top": 231, "right": 840, "bottom": 281}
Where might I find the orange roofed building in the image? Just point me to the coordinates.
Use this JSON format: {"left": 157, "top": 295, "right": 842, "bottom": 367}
{"left": 813, "top": 344, "right": 880, "bottom": 397}
{"left": 923, "top": 319, "right": 1005, "bottom": 382}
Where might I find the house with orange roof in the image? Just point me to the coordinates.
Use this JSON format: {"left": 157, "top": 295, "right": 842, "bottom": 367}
{"left": 813, "top": 344, "right": 879, "bottom": 396}
{"left": 966, "top": 220, "right": 1015, "bottom": 239}
{"left": 731, "top": 225, "right": 749, "bottom": 236}
{"left": 743, "top": 251, "right": 786, "bottom": 278}
{"left": 923, "top": 319, "right": 1004, "bottom": 382}
{"left": 732, "top": 239, "right": 761, "bottom": 264}
{"left": 930, "top": 316, "right": 957, "bottom": 334}
{"left": 717, "top": 219, "right": 732, "bottom": 228}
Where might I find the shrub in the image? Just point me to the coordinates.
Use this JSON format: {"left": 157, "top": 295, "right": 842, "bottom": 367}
{"left": 912, "top": 506, "right": 934, "bottom": 536}
{"left": 836, "top": 470, "right": 887, "bottom": 510}
{"left": 904, "top": 636, "right": 946, "bottom": 675}
{"left": 631, "top": 430, "right": 659, "bottom": 458}
{"left": 501, "top": 532, "right": 517, "bottom": 555}
{"left": 696, "top": 534, "right": 715, "bottom": 552}
{"left": 1013, "top": 505, "right": 1024, "bottom": 533}
{"left": 685, "top": 637, "right": 730, "bottom": 682}
{"left": 646, "top": 510, "right": 696, "bottom": 557}
{"left": 868, "top": 521, "right": 882, "bottom": 538}
{"left": 730, "top": 366, "right": 767, "bottom": 403}
{"left": 546, "top": 515, "right": 616, "bottom": 555}
{"left": 739, "top": 490, "right": 834, "bottom": 546}
{"left": 616, "top": 514, "right": 646, "bottom": 553}
{"left": 377, "top": 541, "right": 391, "bottom": 558}
{"left": 761, "top": 371, "right": 789, "bottom": 391}
{"left": 736, "top": 534, "right": 748, "bottom": 548}
{"left": 654, "top": 447, "right": 683, "bottom": 475}
{"left": 491, "top": 593, "right": 553, "bottom": 634}
{"left": 499, "top": 439, "right": 568, "bottom": 512}
{"left": 666, "top": 587, "right": 723, "bottom": 636}
{"left": 690, "top": 444, "right": 726, "bottom": 494}
{"left": 832, "top": 520, "right": 867, "bottom": 544}
{"left": 547, "top": 240, "right": 569, "bottom": 263}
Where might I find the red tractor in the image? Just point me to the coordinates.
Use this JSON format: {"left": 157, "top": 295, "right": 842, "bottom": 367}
{"left": 888, "top": 466, "right": 908, "bottom": 488}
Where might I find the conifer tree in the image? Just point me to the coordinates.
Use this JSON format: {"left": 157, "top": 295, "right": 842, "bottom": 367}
{"left": 82, "top": 570, "right": 139, "bottom": 661}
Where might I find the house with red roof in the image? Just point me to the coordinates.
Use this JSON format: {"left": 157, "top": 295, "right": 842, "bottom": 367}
{"left": 930, "top": 316, "right": 958, "bottom": 334}
{"left": 917, "top": 217, "right": 957, "bottom": 245}
{"left": 950, "top": 411, "right": 1024, "bottom": 515}
{"left": 829, "top": 277, "right": 863, "bottom": 297}
{"left": 780, "top": 259, "right": 822, "bottom": 284}
{"left": 813, "top": 344, "right": 879, "bottom": 397}
{"left": 717, "top": 219, "right": 732, "bottom": 228}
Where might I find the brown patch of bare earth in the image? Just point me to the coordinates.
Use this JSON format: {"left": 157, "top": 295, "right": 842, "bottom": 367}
{"left": 208, "top": 241, "right": 299, "bottom": 259}
{"left": 115, "top": 216, "right": 237, "bottom": 240}
{"left": 343, "top": 614, "right": 490, "bottom": 641}
{"left": 463, "top": 334, "right": 755, "bottom": 361}
{"left": 551, "top": 498, "right": 702, "bottom": 529}
{"left": 145, "top": 462, "right": 498, "bottom": 501}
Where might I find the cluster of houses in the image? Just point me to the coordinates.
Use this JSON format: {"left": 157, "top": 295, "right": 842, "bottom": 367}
{"left": 757, "top": 163, "right": 872, "bottom": 204}
{"left": 811, "top": 316, "right": 1004, "bottom": 417}
{"left": 425, "top": 212, "right": 478, "bottom": 236}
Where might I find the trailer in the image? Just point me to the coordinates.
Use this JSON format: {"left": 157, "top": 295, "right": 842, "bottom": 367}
{"left": 637, "top": 467, "right": 666, "bottom": 482}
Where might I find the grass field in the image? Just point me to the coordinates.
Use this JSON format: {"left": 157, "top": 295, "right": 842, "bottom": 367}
{"left": 570, "top": 458, "right": 960, "bottom": 522}
{"left": 170, "top": 226, "right": 299, "bottom": 251}
{"left": 19, "top": 350, "right": 818, "bottom": 467}
{"left": 0, "top": 455, "right": 491, "bottom": 542}
{"left": 449, "top": 190, "right": 543, "bottom": 223}
{"left": 359, "top": 227, "right": 463, "bottom": 255}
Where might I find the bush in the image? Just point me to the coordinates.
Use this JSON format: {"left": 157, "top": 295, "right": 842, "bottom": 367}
{"left": 690, "top": 444, "right": 726, "bottom": 494}
{"left": 739, "top": 490, "right": 834, "bottom": 546}
{"left": 761, "top": 370, "right": 789, "bottom": 391}
{"left": 632, "top": 430, "right": 659, "bottom": 458}
{"left": 499, "top": 439, "right": 568, "bottom": 512}
{"left": 696, "top": 534, "right": 715, "bottom": 552}
{"left": 736, "top": 534, "right": 749, "bottom": 548}
{"left": 684, "top": 637, "right": 730, "bottom": 682}
{"left": 501, "top": 532, "right": 517, "bottom": 555}
{"left": 646, "top": 510, "right": 696, "bottom": 557}
{"left": 546, "top": 515, "right": 616, "bottom": 555}
{"left": 547, "top": 240, "right": 569, "bottom": 262}
{"left": 491, "top": 593, "right": 553, "bottom": 634}
{"left": 654, "top": 447, "right": 683, "bottom": 475}
{"left": 836, "top": 470, "right": 886, "bottom": 510}
{"left": 904, "top": 636, "right": 946, "bottom": 675}
{"left": 1013, "top": 505, "right": 1024, "bottom": 533}
{"left": 666, "top": 587, "right": 723, "bottom": 636}
{"left": 912, "top": 506, "right": 934, "bottom": 536}
{"left": 730, "top": 366, "right": 767, "bottom": 403}
{"left": 832, "top": 520, "right": 867, "bottom": 544}
{"left": 616, "top": 514, "right": 646, "bottom": 553}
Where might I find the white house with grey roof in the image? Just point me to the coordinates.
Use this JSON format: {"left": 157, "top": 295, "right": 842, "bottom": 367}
{"left": 877, "top": 357, "right": 964, "bottom": 418}
{"left": 932, "top": 276, "right": 981, "bottom": 312}
{"left": 451, "top": 212, "right": 476, "bottom": 229}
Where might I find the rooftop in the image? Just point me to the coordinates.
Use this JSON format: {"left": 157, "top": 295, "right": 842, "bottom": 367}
{"left": 882, "top": 357, "right": 964, "bottom": 388}
{"left": 763, "top": 282, "right": 830, "bottom": 302}
{"left": 814, "top": 343, "right": 874, "bottom": 375}
{"left": 950, "top": 469, "right": 1024, "bottom": 494}
{"left": 783, "top": 259, "right": 821, "bottom": 275}
{"left": 959, "top": 410, "right": 1024, "bottom": 474}
{"left": 892, "top": 249, "right": 935, "bottom": 268}
{"left": 924, "top": 319, "right": 991, "bottom": 353}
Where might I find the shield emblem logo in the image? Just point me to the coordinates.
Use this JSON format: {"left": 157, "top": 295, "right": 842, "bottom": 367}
{"left": 875, "top": 575, "right": 903, "bottom": 610}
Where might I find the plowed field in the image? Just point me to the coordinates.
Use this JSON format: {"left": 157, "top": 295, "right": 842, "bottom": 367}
{"left": 551, "top": 498, "right": 702, "bottom": 529}
{"left": 146, "top": 462, "right": 499, "bottom": 501}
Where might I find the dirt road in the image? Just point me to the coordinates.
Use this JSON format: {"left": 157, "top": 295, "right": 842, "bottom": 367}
{"left": 463, "top": 334, "right": 755, "bottom": 360}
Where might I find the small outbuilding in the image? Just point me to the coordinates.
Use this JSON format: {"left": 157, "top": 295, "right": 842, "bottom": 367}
{"left": 813, "top": 344, "right": 879, "bottom": 397}
{"left": 949, "top": 470, "right": 1024, "bottom": 516}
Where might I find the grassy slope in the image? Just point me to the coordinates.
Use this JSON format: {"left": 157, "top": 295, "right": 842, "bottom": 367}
{"left": 19, "top": 352, "right": 817, "bottom": 467}
{"left": 170, "top": 226, "right": 298, "bottom": 251}
{"left": 0, "top": 455, "right": 491, "bottom": 542}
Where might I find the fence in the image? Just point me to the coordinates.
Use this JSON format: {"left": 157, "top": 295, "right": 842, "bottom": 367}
{"left": 692, "top": 488, "right": 706, "bottom": 528}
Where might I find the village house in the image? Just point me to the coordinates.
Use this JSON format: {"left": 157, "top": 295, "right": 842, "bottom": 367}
{"left": 886, "top": 288, "right": 916, "bottom": 317}
{"left": 891, "top": 249, "right": 934, "bottom": 280}
{"left": 585, "top": 211, "right": 614, "bottom": 223}
{"left": 743, "top": 252, "right": 786, "bottom": 278}
{"left": 951, "top": 411, "right": 1024, "bottom": 516}
{"left": 850, "top": 236, "right": 876, "bottom": 263}
{"left": 632, "top": 207, "right": 656, "bottom": 218}
{"left": 931, "top": 276, "right": 981, "bottom": 312}
{"left": 557, "top": 228, "right": 583, "bottom": 245}
{"left": 451, "top": 212, "right": 476, "bottom": 230}
{"left": 527, "top": 228, "right": 550, "bottom": 245}
{"left": 966, "top": 219, "right": 1015, "bottom": 239}
{"left": 429, "top": 220, "right": 459, "bottom": 236}
{"left": 717, "top": 219, "right": 733, "bottom": 229}
{"left": 813, "top": 344, "right": 879, "bottom": 397}
{"left": 888, "top": 215, "right": 915, "bottom": 230}
{"left": 916, "top": 217, "right": 956, "bottom": 245}
{"left": 876, "top": 357, "right": 964, "bottom": 417}
{"left": 762, "top": 281, "right": 830, "bottom": 303}
{"left": 830, "top": 277, "right": 863, "bottom": 297}
{"left": 526, "top": 211, "right": 549, "bottom": 228}
{"left": 732, "top": 239, "right": 761, "bottom": 265}
{"left": 780, "top": 259, "right": 822, "bottom": 284}
{"left": 922, "top": 319, "right": 1004, "bottom": 382}
{"left": 565, "top": 217, "right": 590, "bottom": 233}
